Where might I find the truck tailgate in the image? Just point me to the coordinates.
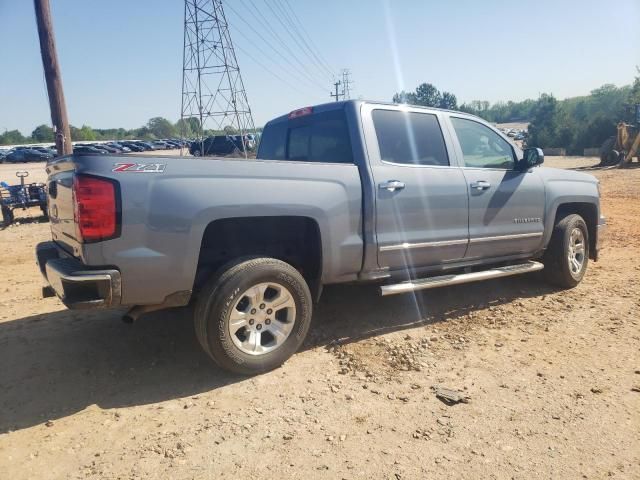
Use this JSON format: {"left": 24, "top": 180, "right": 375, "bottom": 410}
{"left": 46, "top": 156, "right": 78, "bottom": 254}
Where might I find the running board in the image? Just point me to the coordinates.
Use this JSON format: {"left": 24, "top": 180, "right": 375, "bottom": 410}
{"left": 379, "top": 261, "right": 544, "bottom": 296}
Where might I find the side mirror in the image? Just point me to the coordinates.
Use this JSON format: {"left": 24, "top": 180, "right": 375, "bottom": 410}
{"left": 521, "top": 147, "right": 544, "bottom": 169}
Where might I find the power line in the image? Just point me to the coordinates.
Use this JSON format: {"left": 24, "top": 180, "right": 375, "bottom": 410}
{"left": 261, "top": 0, "right": 335, "bottom": 85}
{"left": 240, "top": 0, "right": 333, "bottom": 84}
{"left": 223, "top": 1, "right": 328, "bottom": 92}
{"left": 232, "top": 43, "right": 308, "bottom": 96}
{"left": 228, "top": 19, "right": 324, "bottom": 94}
{"left": 270, "top": 0, "right": 335, "bottom": 82}
{"left": 277, "top": 0, "right": 336, "bottom": 79}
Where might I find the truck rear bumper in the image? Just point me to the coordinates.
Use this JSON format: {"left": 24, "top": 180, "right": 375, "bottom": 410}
{"left": 36, "top": 241, "right": 121, "bottom": 309}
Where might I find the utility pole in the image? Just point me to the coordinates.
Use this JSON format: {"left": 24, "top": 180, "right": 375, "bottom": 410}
{"left": 34, "top": 0, "right": 72, "bottom": 155}
{"left": 330, "top": 80, "right": 343, "bottom": 102}
{"left": 341, "top": 69, "right": 353, "bottom": 100}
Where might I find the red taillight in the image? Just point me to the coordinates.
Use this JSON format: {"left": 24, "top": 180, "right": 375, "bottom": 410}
{"left": 73, "top": 175, "right": 119, "bottom": 243}
{"left": 288, "top": 106, "right": 313, "bottom": 119}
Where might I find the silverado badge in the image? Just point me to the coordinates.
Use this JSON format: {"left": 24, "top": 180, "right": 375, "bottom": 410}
{"left": 514, "top": 217, "right": 542, "bottom": 224}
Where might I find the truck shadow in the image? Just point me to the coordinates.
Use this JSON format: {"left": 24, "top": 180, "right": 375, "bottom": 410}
{"left": 0, "top": 274, "right": 556, "bottom": 433}
{"left": 307, "top": 274, "right": 557, "bottom": 348}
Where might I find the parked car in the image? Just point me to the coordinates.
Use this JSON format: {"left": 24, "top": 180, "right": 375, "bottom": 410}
{"left": 163, "top": 140, "right": 182, "bottom": 149}
{"left": 189, "top": 135, "right": 245, "bottom": 156}
{"left": 31, "top": 146, "right": 58, "bottom": 156}
{"left": 106, "top": 142, "right": 131, "bottom": 153}
{"left": 72, "top": 145, "right": 106, "bottom": 155}
{"left": 133, "top": 141, "right": 154, "bottom": 151}
{"left": 5, "top": 148, "right": 52, "bottom": 163}
{"left": 151, "top": 140, "right": 170, "bottom": 150}
{"left": 94, "top": 144, "right": 121, "bottom": 154}
{"left": 36, "top": 100, "right": 605, "bottom": 375}
{"left": 119, "top": 142, "right": 145, "bottom": 152}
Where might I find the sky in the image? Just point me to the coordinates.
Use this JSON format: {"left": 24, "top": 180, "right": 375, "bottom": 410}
{"left": 1, "top": 0, "right": 638, "bottom": 135}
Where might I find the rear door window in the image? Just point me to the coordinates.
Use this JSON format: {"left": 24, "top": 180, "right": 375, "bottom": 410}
{"left": 372, "top": 109, "right": 449, "bottom": 166}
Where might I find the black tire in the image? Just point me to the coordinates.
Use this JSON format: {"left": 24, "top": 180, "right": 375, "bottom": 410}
{"left": 194, "top": 257, "right": 312, "bottom": 375}
{"left": 599, "top": 137, "right": 615, "bottom": 166}
{"left": 1, "top": 206, "right": 13, "bottom": 226}
{"left": 542, "top": 214, "right": 589, "bottom": 288}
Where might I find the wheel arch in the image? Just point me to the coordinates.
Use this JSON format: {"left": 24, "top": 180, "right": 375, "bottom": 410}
{"left": 194, "top": 215, "right": 323, "bottom": 300}
{"left": 545, "top": 201, "right": 598, "bottom": 259}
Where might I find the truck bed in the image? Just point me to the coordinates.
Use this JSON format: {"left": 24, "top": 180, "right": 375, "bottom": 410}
{"left": 45, "top": 154, "right": 364, "bottom": 306}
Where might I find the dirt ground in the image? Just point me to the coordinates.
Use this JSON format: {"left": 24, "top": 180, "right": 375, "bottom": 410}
{"left": 0, "top": 157, "right": 638, "bottom": 479}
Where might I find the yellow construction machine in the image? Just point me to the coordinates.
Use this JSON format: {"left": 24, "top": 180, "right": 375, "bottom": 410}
{"left": 600, "top": 106, "right": 640, "bottom": 168}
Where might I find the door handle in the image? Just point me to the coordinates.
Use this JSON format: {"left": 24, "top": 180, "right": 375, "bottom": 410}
{"left": 470, "top": 180, "right": 491, "bottom": 191}
{"left": 379, "top": 180, "right": 405, "bottom": 192}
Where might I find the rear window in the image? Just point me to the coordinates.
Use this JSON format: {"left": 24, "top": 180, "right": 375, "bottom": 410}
{"left": 372, "top": 109, "right": 449, "bottom": 166}
{"left": 258, "top": 109, "right": 353, "bottom": 164}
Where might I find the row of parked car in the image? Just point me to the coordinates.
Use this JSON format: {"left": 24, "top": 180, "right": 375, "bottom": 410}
{"left": 72, "top": 139, "right": 189, "bottom": 156}
{"left": 0, "top": 139, "right": 189, "bottom": 163}
{"left": 0, "top": 134, "right": 262, "bottom": 163}
{"left": 499, "top": 128, "right": 527, "bottom": 141}
{"left": 0, "top": 146, "right": 57, "bottom": 163}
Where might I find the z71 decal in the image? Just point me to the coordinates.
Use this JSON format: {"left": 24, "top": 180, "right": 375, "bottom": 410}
{"left": 112, "top": 163, "right": 166, "bottom": 173}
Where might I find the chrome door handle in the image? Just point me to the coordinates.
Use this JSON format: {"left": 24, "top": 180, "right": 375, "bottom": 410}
{"left": 470, "top": 180, "right": 491, "bottom": 190}
{"left": 379, "top": 180, "right": 405, "bottom": 192}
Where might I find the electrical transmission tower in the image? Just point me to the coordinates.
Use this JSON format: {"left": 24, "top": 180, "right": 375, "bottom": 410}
{"left": 181, "top": 0, "right": 255, "bottom": 156}
{"left": 341, "top": 69, "right": 353, "bottom": 100}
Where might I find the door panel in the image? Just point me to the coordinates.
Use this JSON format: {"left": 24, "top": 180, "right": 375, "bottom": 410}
{"left": 373, "top": 164, "right": 469, "bottom": 269}
{"left": 447, "top": 115, "right": 545, "bottom": 259}
{"left": 362, "top": 106, "right": 470, "bottom": 271}
{"left": 463, "top": 169, "right": 544, "bottom": 258}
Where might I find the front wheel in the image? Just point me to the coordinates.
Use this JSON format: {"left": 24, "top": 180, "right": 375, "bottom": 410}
{"left": 194, "top": 257, "right": 312, "bottom": 375}
{"left": 542, "top": 214, "right": 589, "bottom": 288}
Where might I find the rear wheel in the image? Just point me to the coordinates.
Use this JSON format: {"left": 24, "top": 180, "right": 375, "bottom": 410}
{"left": 194, "top": 257, "right": 312, "bottom": 375}
{"left": 542, "top": 214, "right": 589, "bottom": 288}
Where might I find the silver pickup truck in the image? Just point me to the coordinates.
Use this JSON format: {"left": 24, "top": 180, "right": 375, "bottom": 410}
{"left": 37, "top": 100, "right": 606, "bottom": 374}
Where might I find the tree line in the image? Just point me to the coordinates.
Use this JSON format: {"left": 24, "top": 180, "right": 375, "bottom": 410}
{"left": 394, "top": 71, "right": 640, "bottom": 154}
{"left": 4, "top": 72, "right": 639, "bottom": 154}
{"left": 0, "top": 117, "right": 242, "bottom": 146}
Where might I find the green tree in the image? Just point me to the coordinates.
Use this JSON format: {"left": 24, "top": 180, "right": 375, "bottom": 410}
{"left": 392, "top": 90, "right": 416, "bottom": 104}
{"left": 526, "top": 94, "right": 559, "bottom": 148}
{"left": 0, "top": 129, "right": 27, "bottom": 145}
{"left": 31, "top": 124, "right": 54, "bottom": 142}
{"left": 413, "top": 83, "right": 441, "bottom": 107}
{"left": 393, "top": 83, "right": 458, "bottom": 109}
{"left": 175, "top": 117, "right": 201, "bottom": 138}
{"left": 147, "top": 117, "right": 176, "bottom": 139}
{"left": 439, "top": 91, "right": 457, "bottom": 109}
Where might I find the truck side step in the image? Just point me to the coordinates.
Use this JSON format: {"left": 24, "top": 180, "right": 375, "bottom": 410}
{"left": 379, "top": 261, "right": 544, "bottom": 296}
